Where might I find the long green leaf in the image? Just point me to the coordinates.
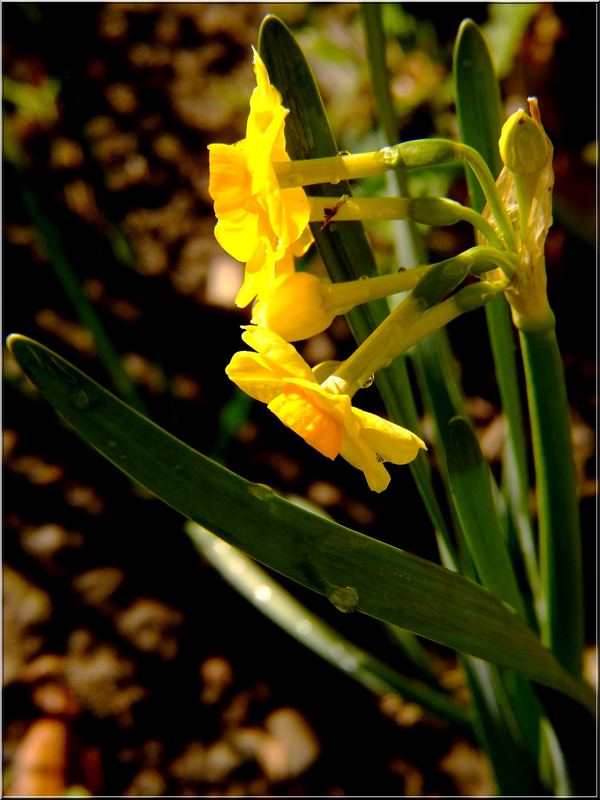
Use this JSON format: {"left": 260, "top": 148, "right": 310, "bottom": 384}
{"left": 360, "top": 2, "right": 424, "bottom": 267}
{"left": 452, "top": 21, "right": 551, "bottom": 791}
{"left": 461, "top": 658, "right": 545, "bottom": 795}
{"left": 187, "top": 522, "right": 471, "bottom": 729}
{"left": 453, "top": 19, "right": 540, "bottom": 605}
{"left": 345, "top": 21, "right": 541, "bottom": 788}
{"left": 446, "top": 417, "right": 548, "bottom": 788}
{"left": 446, "top": 417, "right": 525, "bottom": 618}
{"left": 7, "top": 334, "right": 594, "bottom": 715}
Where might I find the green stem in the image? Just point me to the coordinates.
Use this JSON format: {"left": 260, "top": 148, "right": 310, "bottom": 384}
{"left": 519, "top": 321, "right": 584, "bottom": 678}
{"left": 397, "top": 281, "right": 505, "bottom": 353}
{"left": 308, "top": 196, "right": 504, "bottom": 249}
{"left": 486, "top": 297, "right": 542, "bottom": 609}
{"left": 322, "top": 246, "right": 515, "bottom": 316}
{"left": 330, "top": 260, "right": 503, "bottom": 395}
{"left": 275, "top": 140, "right": 516, "bottom": 250}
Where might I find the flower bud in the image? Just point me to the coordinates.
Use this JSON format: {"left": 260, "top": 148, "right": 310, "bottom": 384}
{"left": 499, "top": 108, "right": 550, "bottom": 175}
{"left": 251, "top": 272, "right": 334, "bottom": 341}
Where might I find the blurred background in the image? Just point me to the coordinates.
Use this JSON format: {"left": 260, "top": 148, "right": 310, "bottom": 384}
{"left": 3, "top": 3, "right": 596, "bottom": 795}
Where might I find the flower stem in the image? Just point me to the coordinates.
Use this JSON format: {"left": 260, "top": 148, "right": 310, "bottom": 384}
{"left": 328, "top": 258, "right": 475, "bottom": 394}
{"left": 275, "top": 140, "right": 516, "bottom": 249}
{"left": 308, "top": 196, "right": 504, "bottom": 249}
{"left": 518, "top": 318, "right": 584, "bottom": 678}
{"left": 321, "top": 246, "right": 516, "bottom": 321}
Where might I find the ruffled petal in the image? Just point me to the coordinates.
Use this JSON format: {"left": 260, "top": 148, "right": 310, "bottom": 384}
{"left": 225, "top": 351, "right": 289, "bottom": 404}
{"left": 268, "top": 388, "right": 342, "bottom": 459}
{"left": 352, "top": 407, "right": 427, "bottom": 464}
{"left": 214, "top": 209, "right": 260, "bottom": 264}
{"left": 339, "top": 431, "right": 391, "bottom": 493}
{"left": 207, "top": 142, "right": 252, "bottom": 216}
{"left": 248, "top": 48, "right": 287, "bottom": 139}
{"left": 240, "top": 326, "right": 315, "bottom": 382}
{"left": 235, "top": 240, "right": 273, "bottom": 307}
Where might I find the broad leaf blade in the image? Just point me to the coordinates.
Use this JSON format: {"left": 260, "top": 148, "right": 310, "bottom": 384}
{"left": 7, "top": 335, "right": 593, "bottom": 714}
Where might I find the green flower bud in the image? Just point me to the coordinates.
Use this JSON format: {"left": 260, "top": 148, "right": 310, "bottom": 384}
{"left": 499, "top": 108, "right": 550, "bottom": 175}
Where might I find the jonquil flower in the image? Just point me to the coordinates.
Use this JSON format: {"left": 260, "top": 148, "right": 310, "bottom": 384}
{"left": 225, "top": 327, "right": 426, "bottom": 492}
{"left": 208, "top": 48, "right": 312, "bottom": 308}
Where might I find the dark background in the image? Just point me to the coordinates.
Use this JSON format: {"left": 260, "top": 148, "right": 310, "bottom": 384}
{"left": 3, "top": 3, "right": 596, "bottom": 795}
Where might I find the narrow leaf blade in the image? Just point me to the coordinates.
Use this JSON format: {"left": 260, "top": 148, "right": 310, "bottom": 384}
{"left": 187, "top": 522, "right": 471, "bottom": 729}
{"left": 446, "top": 417, "right": 525, "bottom": 617}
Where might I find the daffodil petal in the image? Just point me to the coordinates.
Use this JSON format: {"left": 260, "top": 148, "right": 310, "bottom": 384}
{"left": 248, "top": 48, "right": 287, "bottom": 138}
{"left": 208, "top": 48, "right": 312, "bottom": 307}
{"left": 225, "top": 351, "right": 290, "bottom": 404}
{"left": 339, "top": 432, "right": 391, "bottom": 493}
{"left": 240, "top": 327, "right": 315, "bottom": 382}
{"left": 214, "top": 210, "right": 261, "bottom": 264}
{"left": 352, "top": 407, "right": 427, "bottom": 464}
{"left": 208, "top": 143, "right": 252, "bottom": 217}
{"left": 268, "top": 389, "right": 342, "bottom": 459}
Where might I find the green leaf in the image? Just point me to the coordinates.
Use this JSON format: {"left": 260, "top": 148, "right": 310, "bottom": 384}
{"left": 187, "top": 522, "right": 471, "bottom": 729}
{"left": 453, "top": 19, "right": 503, "bottom": 205}
{"left": 446, "top": 417, "right": 525, "bottom": 618}
{"left": 446, "top": 417, "right": 547, "bottom": 789}
{"left": 462, "top": 657, "right": 545, "bottom": 795}
{"left": 453, "top": 19, "right": 540, "bottom": 606}
{"left": 7, "top": 334, "right": 594, "bottom": 715}
{"left": 360, "top": 2, "right": 424, "bottom": 268}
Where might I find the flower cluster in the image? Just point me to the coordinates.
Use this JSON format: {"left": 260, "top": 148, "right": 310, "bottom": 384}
{"left": 208, "top": 50, "right": 545, "bottom": 491}
{"left": 207, "top": 49, "right": 427, "bottom": 491}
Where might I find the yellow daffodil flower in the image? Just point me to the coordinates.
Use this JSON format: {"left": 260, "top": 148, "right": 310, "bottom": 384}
{"left": 225, "top": 327, "right": 426, "bottom": 492}
{"left": 208, "top": 49, "right": 312, "bottom": 308}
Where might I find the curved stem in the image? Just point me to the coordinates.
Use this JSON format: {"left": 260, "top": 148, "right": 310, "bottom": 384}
{"left": 308, "top": 196, "right": 504, "bottom": 249}
{"left": 317, "top": 246, "right": 516, "bottom": 328}
{"left": 275, "top": 140, "right": 517, "bottom": 250}
{"left": 519, "top": 320, "right": 584, "bottom": 678}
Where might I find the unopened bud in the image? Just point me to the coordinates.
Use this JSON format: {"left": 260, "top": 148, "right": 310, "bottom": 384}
{"left": 499, "top": 108, "right": 550, "bottom": 175}
{"left": 251, "top": 272, "right": 333, "bottom": 342}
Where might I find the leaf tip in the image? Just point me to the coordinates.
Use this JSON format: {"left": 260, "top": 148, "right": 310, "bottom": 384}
{"left": 5, "top": 332, "right": 29, "bottom": 357}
